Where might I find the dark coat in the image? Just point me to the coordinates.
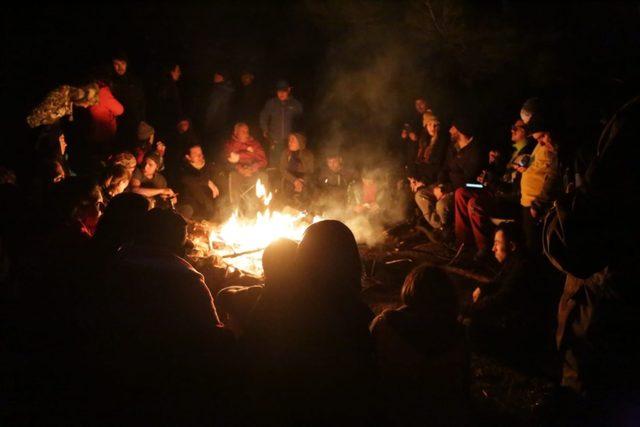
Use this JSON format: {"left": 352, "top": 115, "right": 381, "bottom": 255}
{"left": 544, "top": 95, "right": 640, "bottom": 396}
{"left": 438, "top": 138, "right": 486, "bottom": 192}
{"left": 204, "top": 81, "right": 234, "bottom": 139}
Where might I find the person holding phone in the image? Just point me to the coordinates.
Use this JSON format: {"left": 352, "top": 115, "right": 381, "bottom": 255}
{"left": 454, "top": 119, "right": 534, "bottom": 260}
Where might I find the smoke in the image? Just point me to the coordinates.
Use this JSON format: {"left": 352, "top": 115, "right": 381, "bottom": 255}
{"left": 303, "top": 1, "right": 426, "bottom": 245}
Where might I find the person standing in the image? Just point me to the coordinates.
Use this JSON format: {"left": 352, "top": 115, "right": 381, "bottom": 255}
{"left": 110, "top": 52, "right": 146, "bottom": 144}
{"left": 260, "top": 80, "right": 303, "bottom": 165}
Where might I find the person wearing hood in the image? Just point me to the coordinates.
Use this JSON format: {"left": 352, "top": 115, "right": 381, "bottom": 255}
{"left": 259, "top": 80, "right": 303, "bottom": 165}
{"left": 279, "top": 132, "right": 314, "bottom": 204}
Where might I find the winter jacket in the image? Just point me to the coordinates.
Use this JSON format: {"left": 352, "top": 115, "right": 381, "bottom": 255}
{"left": 438, "top": 139, "right": 486, "bottom": 192}
{"left": 519, "top": 142, "right": 560, "bottom": 207}
{"left": 543, "top": 95, "right": 640, "bottom": 395}
{"left": 224, "top": 136, "right": 267, "bottom": 173}
{"left": 88, "top": 86, "right": 124, "bottom": 143}
{"left": 279, "top": 148, "right": 315, "bottom": 184}
{"left": 151, "top": 77, "right": 183, "bottom": 133}
{"left": 111, "top": 72, "right": 146, "bottom": 127}
{"left": 259, "top": 97, "right": 303, "bottom": 145}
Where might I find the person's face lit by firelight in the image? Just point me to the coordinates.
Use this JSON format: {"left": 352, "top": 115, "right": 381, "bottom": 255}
{"left": 326, "top": 156, "right": 342, "bottom": 173}
{"left": 234, "top": 124, "right": 250, "bottom": 142}
{"left": 170, "top": 65, "right": 181, "bottom": 82}
{"left": 186, "top": 146, "right": 205, "bottom": 168}
{"left": 511, "top": 120, "right": 526, "bottom": 142}
{"left": 415, "top": 99, "right": 428, "bottom": 114}
{"left": 449, "top": 126, "right": 461, "bottom": 144}
{"left": 143, "top": 158, "right": 158, "bottom": 177}
{"left": 425, "top": 121, "right": 439, "bottom": 138}
{"left": 113, "top": 59, "right": 127, "bottom": 76}
{"left": 277, "top": 89, "right": 290, "bottom": 101}
{"left": 288, "top": 135, "right": 300, "bottom": 152}
{"left": 493, "top": 230, "right": 514, "bottom": 264}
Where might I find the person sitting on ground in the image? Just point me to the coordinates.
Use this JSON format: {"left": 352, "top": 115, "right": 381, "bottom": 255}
{"left": 274, "top": 220, "right": 376, "bottom": 425}
{"left": 279, "top": 132, "right": 314, "bottom": 206}
{"left": 36, "top": 125, "right": 71, "bottom": 177}
{"left": 239, "top": 238, "right": 299, "bottom": 421}
{"left": 351, "top": 168, "right": 388, "bottom": 216}
{"left": 370, "top": 264, "right": 469, "bottom": 426}
{"left": 176, "top": 142, "right": 221, "bottom": 221}
{"left": 130, "top": 152, "right": 176, "bottom": 208}
{"left": 131, "top": 121, "right": 156, "bottom": 165}
{"left": 454, "top": 119, "right": 534, "bottom": 259}
{"left": 462, "top": 222, "right": 551, "bottom": 368}
{"left": 413, "top": 118, "right": 486, "bottom": 243}
{"left": 110, "top": 151, "right": 137, "bottom": 177}
{"left": 224, "top": 122, "right": 268, "bottom": 207}
{"left": 215, "top": 285, "right": 264, "bottom": 339}
{"left": 91, "top": 192, "right": 150, "bottom": 258}
{"left": 315, "top": 149, "right": 358, "bottom": 210}
{"left": 98, "top": 207, "right": 235, "bottom": 424}
{"left": 100, "top": 164, "right": 132, "bottom": 205}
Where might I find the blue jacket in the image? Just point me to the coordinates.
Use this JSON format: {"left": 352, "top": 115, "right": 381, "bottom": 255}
{"left": 259, "top": 97, "right": 303, "bottom": 144}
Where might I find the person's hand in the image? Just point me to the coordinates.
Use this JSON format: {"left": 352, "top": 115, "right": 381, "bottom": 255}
{"left": 433, "top": 186, "right": 444, "bottom": 200}
{"left": 514, "top": 165, "right": 527, "bottom": 174}
{"left": 477, "top": 171, "right": 487, "bottom": 184}
{"left": 401, "top": 129, "right": 408, "bottom": 139}
{"left": 162, "top": 188, "right": 176, "bottom": 198}
{"left": 408, "top": 132, "right": 417, "bottom": 142}
{"left": 472, "top": 287, "right": 482, "bottom": 303}
{"left": 293, "top": 179, "right": 304, "bottom": 193}
{"left": 228, "top": 152, "right": 240, "bottom": 164}
{"left": 489, "top": 150, "right": 500, "bottom": 164}
{"left": 247, "top": 146, "right": 254, "bottom": 153}
{"left": 208, "top": 180, "right": 220, "bottom": 198}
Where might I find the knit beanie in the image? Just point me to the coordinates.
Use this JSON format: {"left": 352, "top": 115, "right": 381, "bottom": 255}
{"left": 451, "top": 117, "right": 475, "bottom": 138}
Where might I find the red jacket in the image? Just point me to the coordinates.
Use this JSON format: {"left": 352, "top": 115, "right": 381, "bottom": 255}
{"left": 89, "top": 86, "right": 124, "bottom": 143}
{"left": 224, "top": 136, "right": 268, "bottom": 172}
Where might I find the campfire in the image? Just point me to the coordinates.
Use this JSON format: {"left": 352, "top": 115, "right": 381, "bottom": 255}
{"left": 207, "top": 179, "right": 320, "bottom": 277}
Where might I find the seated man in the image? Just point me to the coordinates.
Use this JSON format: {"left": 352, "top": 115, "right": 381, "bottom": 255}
{"left": 413, "top": 118, "right": 485, "bottom": 242}
{"left": 176, "top": 142, "right": 221, "bottom": 221}
{"left": 315, "top": 150, "right": 358, "bottom": 211}
{"left": 130, "top": 152, "right": 177, "bottom": 208}
{"left": 462, "top": 222, "right": 551, "bottom": 367}
{"left": 454, "top": 119, "right": 533, "bottom": 258}
{"left": 224, "top": 122, "right": 268, "bottom": 210}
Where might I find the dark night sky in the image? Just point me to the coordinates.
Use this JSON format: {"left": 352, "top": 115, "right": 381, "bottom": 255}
{"left": 2, "top": 1, "right": 640, "bottom": 169}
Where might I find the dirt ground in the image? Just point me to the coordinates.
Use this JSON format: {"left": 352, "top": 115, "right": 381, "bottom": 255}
{"left": 360, "top": 238, "right": 558, "bottom": 426}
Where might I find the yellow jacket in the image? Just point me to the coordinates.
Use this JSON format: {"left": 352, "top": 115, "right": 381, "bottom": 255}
{"left": 520, "top": 142, "right": 560, "bottom": 207}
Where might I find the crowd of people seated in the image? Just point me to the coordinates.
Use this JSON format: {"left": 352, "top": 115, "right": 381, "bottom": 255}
{"left": 2, "top": 50, "right": 640, "bottom": 426}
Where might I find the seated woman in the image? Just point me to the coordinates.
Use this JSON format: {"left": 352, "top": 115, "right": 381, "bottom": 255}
{"left": 279, "top": 132, "right": 314, "bottom": 206}
{"left": 129, "top": 152, "right": 176, "bottom": 208}
{"left": 370, "top": 264, "right": 470, "bottom": 426}
{"left": 100, "top": 164, "right": 131, "bottom": 205}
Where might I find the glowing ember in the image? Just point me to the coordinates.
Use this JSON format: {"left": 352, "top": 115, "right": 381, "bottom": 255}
{"left": 209, "top": 179, "right": 320, "bottom": 276}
